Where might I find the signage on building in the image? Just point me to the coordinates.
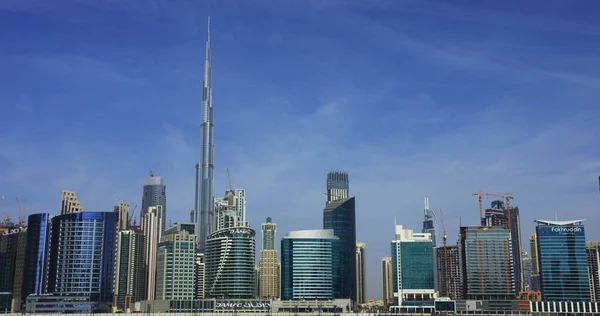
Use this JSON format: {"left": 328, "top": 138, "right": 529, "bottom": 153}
{"left": 209, "top": 227, "right": 255, "bottom": 239}
{"left": 215, "top": 300, "right": 271, "bottom": 311}
{"left": 539, "top": 225, "right": 584, "bottom": 236}
{"left": 1, "top": 227, "right": 26, "bottom": 235}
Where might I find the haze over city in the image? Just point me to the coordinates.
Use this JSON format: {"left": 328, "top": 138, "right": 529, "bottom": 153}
{"left": 1, "top": 0, "right": 600, "bottom": 300}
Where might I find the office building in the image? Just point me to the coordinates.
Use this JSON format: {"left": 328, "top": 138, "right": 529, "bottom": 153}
{"left": 587, "top": 242, "right": 600, "bottom": 302}
{"left": 0, "top": 227, "right": 27, "bottom": 311}
{"left": 436, "top": 245, "right": 461, "bottom": 299}
{"left": 164, "top": 222, "right": 195, "bottom": 236}
{"left": 481, "top": 200, "right": 524, "bottom": 293}
{"left": 195, "top": 252, "right": 205, "bottom": 299}
{"left": 326, "top": 171, "right": 349, "bottom": 203}
{"left": 156, "top": 230, "right": 196, "bottom": 300}
{"left": 323, "top": 196, "right": 356, "bottom": 301}
{"left": 382, "top": 256, "right": 393, "bottom": 309}
{"left": 113, "top": 201, "right": 130, "bottom": 231}
{"left": 422, "top": 198, "right": 436, "bottom": 247}
{"left": 141, "top": 175, "right": 166, "bottom": 233}
{"left": 141, "top": 205, "right": 164, "bottom": 300}
{"left": 205, "top": 226, "right": 256, "bottom": 298}
{"left": 529, "top": 233, "right": 540, "bottom": 291}
{"left": 195, "top": 18, "right": 215, "bottom": 251}
{"left": 522, "top": 253, "right": 533, "bottom": 291}
{"left": 390, "top": 225, "right": 435, "bottom": 313}
{"left": 535, "top": 219, "right": 591, "bottom": 302}
{"left": 356, "top": 242, "right": 367, "bottom": 304}
{"left": 60, "top": 190, "right": 83, "bottom": 215}
{"left": 214, "top": 189, "right": 247, "bottom": 231}
{"left": 22, "top": 214, "right": 52, "bottom": 303}
{"left": 281, "top": 229, "right": 340, "bottom": 300}
{"left": 459, "top": 226, "right": 515, "bottom": 300}
{"left": 259, "top": 217, "right": 279, "bottom": 299}
{"left": 47, "top": 212, "right": 117, "bottom": 303}
{"left": 114, "top": 228, "right": 146, "bottom": 311}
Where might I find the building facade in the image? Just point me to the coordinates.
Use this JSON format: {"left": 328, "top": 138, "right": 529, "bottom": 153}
{"left": 205, "top": 227, "right": 256, "bottom": 299}
{"left": 0, "top": 227, "right": 28, "bottom": 311}
{"left": 22, "top": 214, "right": 52, "bottom": 303}
{"left": 113, "top": 202, "right": 130, "bottom": 231}
{"left": 114, "top": 228, "right": 146, "bottom": 311}
{"left": 141, "top": 205, "right": 164, "bottom": 300}
{"left": 323, "top": 196, "right": 356, "bottom": 301}
{"left": 156, "top": 230, "right": 196, "bottom": 300}
{"left": 529, "top": 232, "right": 541, "bottom": 291}
{"left": 326, "top": 171, "right": 349, "bottom": 203}
{"left": 214, "top": 189, "right": 247, "bottom": 231}
{"left": 422, "top": 198, "right": 436, "bottom": 247}
{"left": 195, "top": 252, "right": 205, "bottom": 299}
{"left": 382, "top": 256, "right": 393, "bottom": 309}
{"left": 588, "top": 242, "right": 600, "bottom": 302}
{"left": 281, "top": 229, "right": 340, "bottom": 300}
{"left": 391, "top": 225, "right": 435, "bottom": 313}
{"left": 356, "top": 242, "right": 367, "bottom": 304}
{"left": 535, "top": 219, "right": 591, "bottom": 302}
{"left": 459, "top": 226, "right": 515, "bottom": 300}
{"left": 47, "top": 212, "right": 117, "bottom": 303}
{"left": 436, "top": 245, "right": 461, "bottom": 299}
{"left": 259, "top": 217, "right": 279, "bottom": 299}
{"left": 60, "top": 190, "right": 83, "bottom": 215}
{"left": 141, "top": 175, "right": 167, "bottom": 233}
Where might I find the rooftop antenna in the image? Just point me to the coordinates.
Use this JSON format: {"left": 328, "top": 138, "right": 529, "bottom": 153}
{"left": 555, "top": 212, "right": 558, "bottom": 221}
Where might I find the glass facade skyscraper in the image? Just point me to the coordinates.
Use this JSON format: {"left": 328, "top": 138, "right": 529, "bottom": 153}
{"left": 47, "top": 212, "right": 118, "bottom": 303}
{"left": 326, "top": 171, "right": 349, "bottom": 203}
{"left": 142, "top": 175, "right": 167, "bottom": 233}
{"left": 323, "top": 196, "right": 356, "bottom": 301}
{"left": 23, "top": 214, "right": 52, "bottom": 303}
{"left": 459, "top": 226, "right": 515, "bottom": 300}
{"left": 205, "top": 227, "right": 256, "bottom": 299}
{"left": 281, "top": 229, "right": 340, "bottom": 300}
{"left": 535, "top": 219, "right": 591, "bottom": 302}
{"left": 390, "top": 225, "right": 435, "bottom": 313}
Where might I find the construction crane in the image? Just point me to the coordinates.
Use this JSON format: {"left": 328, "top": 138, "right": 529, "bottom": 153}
{"left": 226, "top": 168, "right": 234, "bottom": 193}
{"left": 440, "top": 208, "right": 449, "bottom": 297}
{"left": 129, "top": 204, "right": 138, "bottom": 226}
{"left": 1, "top": 195, "right": 8, "bottom": 227}
{"left": 149, "top": 161, "right": 161, "bottom": 177}
{"left": 16, "top": 197, "right": 26, "bottom": 227}
{"left": 472, "top": 191, "right": 515, "bottom": 229}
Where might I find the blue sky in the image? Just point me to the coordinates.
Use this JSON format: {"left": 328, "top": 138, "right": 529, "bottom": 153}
{"left": 1, "top": 0, "right": 600, "bottom": 300}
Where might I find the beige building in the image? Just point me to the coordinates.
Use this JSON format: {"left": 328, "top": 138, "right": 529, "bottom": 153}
{"left": 141, "top": 205, "right": 163, "bottom": 301}
{"left": 60, "top": 190, "right": 83, "bottom": 215}
{"left": 259, "top": 217, "right": 280, "bottom": 298}
{"left": 113, "top": 201, "right": 130, "bottom": 231}
{"left": 356, "top": 242, "right": 367, "bottom": 304}
{"left": 381, "top": 256, "right": 393, "bottom": 308}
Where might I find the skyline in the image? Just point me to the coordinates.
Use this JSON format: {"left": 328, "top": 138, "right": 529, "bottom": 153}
{"left": 1, "top": 0, "right": 600, "bottom": 300}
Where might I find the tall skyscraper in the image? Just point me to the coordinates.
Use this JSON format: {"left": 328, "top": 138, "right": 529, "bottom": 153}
{"left": 113, "top": 201, "right": 130, "bottom": 231}
{"left": 323, "top": 196, "right": 356, "bottom": 301}
{"left": 22, "top": 214, "right": 52, "bottom": 302}
{"left": 214, "top": 189, "right": 247, "bottom": 231}
{"left": 47, "top": 212, "right": 118, "bottom": 303}
{"left": 281, "top": 229, "right": 340, "bottom": 300}
{"left": 141, "top": 205, "right": 164, "bottom": 301}
{"left": 381, "top": 256, "right": 393, "bottom": 309}
{"left": 390, "top": 225, "right": 435, "bottom": 313}
{"left": 481, "top": 200, "right": 523, "bottom": 293}
{"left": 422, "top": 198, "right": 436, "bottom": 247}
{"left": 459, "top": 226, "right": 515, "bottom": 300}
{"left": 60, "top": 190, "right": 83, "bottom": 215}
{"left": 195, "top": 17, "right": 215, "bottom": 251}
{"left": 436, "top": 245, "right": 461, "bottom": 299}
{"left": 114, "top": 228, "right": 146, "bottom": 311}
{"left": 356, "top": 242, "right": 367, "bottom": 304}
{"left": 326, "top": 171, "right": 349, "bottom": 203}
{"left": 587, "top": 242, "right": 600, "bottom": 302}
{"left": 529, "top": 233, "right": 541, "bottom": 291}
{"left": 521, "top": 253, "right": 533, "bottom": 291}
{"left": 259, "top": 217, "right": 279, "bottom": 299}
{"left": 141, "top": 175, "right": 166, "bottom": 233}
{"left": 156, "top": 229, "right": 196, "bottom": 300}
{"left": 535, "top": 219, "right": 591, "bottom": 302}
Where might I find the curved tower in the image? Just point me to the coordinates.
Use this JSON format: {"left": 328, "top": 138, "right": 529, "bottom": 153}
{"left": 195, "top": 17, "right": 215, "bottom": 250}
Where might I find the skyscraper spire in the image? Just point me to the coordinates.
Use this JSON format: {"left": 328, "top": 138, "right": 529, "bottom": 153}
{"left": 195, "top": 16, "right": 215, "bottom": 250}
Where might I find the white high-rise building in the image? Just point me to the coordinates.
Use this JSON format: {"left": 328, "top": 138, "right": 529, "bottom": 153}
{"left": 214, "top": 189, "right": 247, "bottom": 231}
{"left": 356, "top": 242, "right": 367, "bottom": 304}
{"left": 141, "top": 205, "right": 163, "bottom": 301}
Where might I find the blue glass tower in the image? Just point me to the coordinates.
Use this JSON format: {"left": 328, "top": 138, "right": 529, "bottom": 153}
{"left": 23, "top": 213, "right": 52, "bottom": 299}
{"left": 281, "top": 229, "right": 340, "bottom": 300}
{"left": 47, "top": 212, "right": 118, "bottom": 303}
{"left": 535, "top": 219, "right": 591, "bottom": 302}
{"left": 323, "top": 197, "right": 356, "bottom": 301}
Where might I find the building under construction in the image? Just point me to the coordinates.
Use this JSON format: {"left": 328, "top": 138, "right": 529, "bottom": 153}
{"left": 436, "top": 245, "right": 461, "bottom": 299}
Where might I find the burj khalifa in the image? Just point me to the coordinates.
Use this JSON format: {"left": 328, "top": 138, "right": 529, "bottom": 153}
{"left": 195, "top": 17, "right": 214, "bottom": 250}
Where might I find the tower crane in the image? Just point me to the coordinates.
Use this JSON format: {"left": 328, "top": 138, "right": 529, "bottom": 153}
{"left": 1, "top": 195, "right": 10, "bottom": 227}
{"left": 472, "top": 191, "right": 515, "bottom": 229}
{"left": 226, "top": 168, "right": 234, "bottom": 193}
{"left": 129, "top": 204, "right": 138, "bottom": 226}
{"left": 16, "top": 197, "right": 26, "bottom": 227}
{"left": 440, "top": 208, "right": 449, "bottom": 297}
{"left": 149, "top": 161, "right": 161, "bottom": 177}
